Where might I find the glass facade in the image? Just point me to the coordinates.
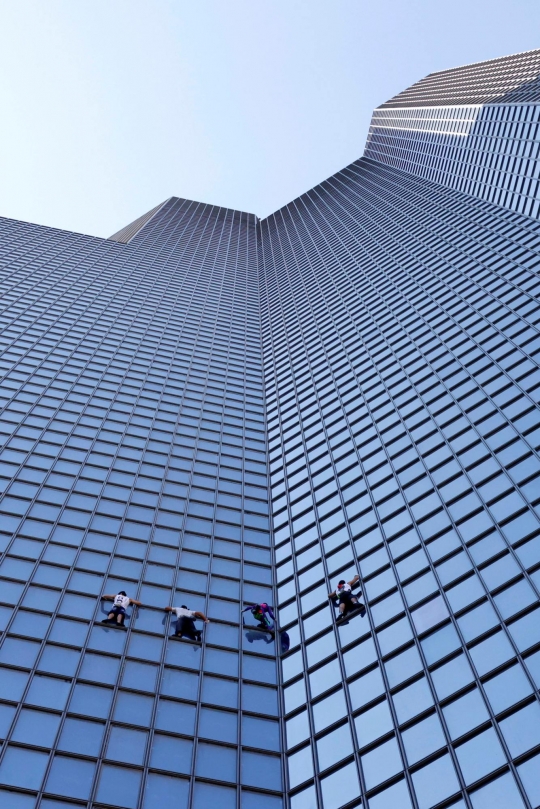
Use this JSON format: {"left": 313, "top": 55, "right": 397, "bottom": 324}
{"left": 0, "top": 200, "right": 281, "bottom": 809}
{"left": 365, "top": 49, "right": 540, "bottom": 219}
{"left": 1, "top": 47, "right": 540, "bottom": 809}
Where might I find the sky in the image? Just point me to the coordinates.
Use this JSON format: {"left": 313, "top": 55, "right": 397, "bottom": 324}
{"left": 0, "top": 1, "right": 539, "bottom": 238}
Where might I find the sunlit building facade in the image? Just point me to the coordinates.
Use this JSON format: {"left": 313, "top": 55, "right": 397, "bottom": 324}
{"left": 1, "top": 48, "right": 540, "bottom": 809}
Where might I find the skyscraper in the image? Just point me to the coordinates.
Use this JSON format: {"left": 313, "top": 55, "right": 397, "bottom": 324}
{"left": 0, "top": 48, "right": 539, "bottom": 809}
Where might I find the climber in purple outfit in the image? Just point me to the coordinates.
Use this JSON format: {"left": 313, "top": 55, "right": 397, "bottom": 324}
{"left": 242, "top": 602, "right": 276, "bottom": 630}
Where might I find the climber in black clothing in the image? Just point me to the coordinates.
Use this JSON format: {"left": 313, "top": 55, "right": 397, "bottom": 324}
{"left": 328, "top": 574, "right": 365, "bottom": 621}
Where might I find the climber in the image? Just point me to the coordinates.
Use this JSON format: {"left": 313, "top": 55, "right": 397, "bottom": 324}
{"left": 101, "top": 591, "right": 142, "bottom": 628}
{"left": 164, "top": 604, "right": 209, "bottom": 641}
{"left": 242, "top": 602, "right": 276, "bottom": 631}
{"left": 328, "top": 574, "right": 365, "bottom": 621}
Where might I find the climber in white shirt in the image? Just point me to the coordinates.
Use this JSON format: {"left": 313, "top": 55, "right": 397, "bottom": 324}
{"left": 164, "top": 604, "right": 209, "bottom": 641}
{"left": 101, "top": 591, "right": 142, "bottom": 627}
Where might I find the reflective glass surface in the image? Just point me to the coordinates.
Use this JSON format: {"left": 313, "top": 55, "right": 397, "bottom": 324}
{"left": 1, "top": 47, "right": 540, "bottom": 809}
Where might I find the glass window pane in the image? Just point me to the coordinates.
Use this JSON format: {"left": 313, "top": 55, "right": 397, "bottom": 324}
{"left": 0, "top": 745, "right": 49, "bottom": 789}
{"left": 0, "top": 791, "right": 36, "bottom": 808}
{"left": 69, "top": 683, "right": 112, "bottom": 719}
{"left": 320, "top": 761, "right": 360, "bottom": 809}
{"left": 45, "top": 756, "right": 96, "bottom": 800}
{"left": 312, "top": 689, "right": 347, "bottom": 733}
{"left": 113, "top": 692, "right": 153, "bottom": 726}
{"left": 143, "top": 773, "right": 189, "bottom": 809}
{"left": 106, "top": 726, "right": 147, "bottom": 765}
{"left": 362, "top": 736, "right": 403, "bottom": 789}
{"left": 243, "top": 684, "right": 278, "bottom": 716}
{"left": 469, "top": 631, "right": 515, "bottom": 677}
{"left": 161, "top": 668, "right": 199, "bottom": 701}
{"left": 402, "top": 713, "right": 446, "bottom": 765}
{"left": 309, "top": 659, "right": 341, "bottom": 698}
{"left": 455, "top": 728, "right": 506, "bottom": 785}
{"left": 96, "top": 763, "right": 142, "bottom": 809}
{"left": 343, "top": 636, "right": 377, "bottom": 677}
{"left": 355, "top": 699, "right": 394, "bottom": 749}
{"left": 411, "top": 754, "right": 460, "bottom": 809}
{"left": 348, "top": 667, "right": 386, "bottom": 710}
{"left": 517, "top": 752, "right": 540, "bottom": 808}
{"left": 499, "top": 701, "right": 540, "bottom": 758}
{"left": 155, "top": 699, "right": 196, "bottom": 735}
{"left": 58, "top": 718, "right": 104, "bottom": 757}
{"left": 421, "top": 623, "right": 461, "bottom": 665}
{"left": 204, "top": 648, "right": 238, "bottom": 677}
{"left": 483, "top": 664, "right": 533, "bottom": 714}
{"left": 149, "top": 734, "right": 192, "bottom": 774}
{"left": 241, "top": 791, "right": 283, "bottom": 809}
{"left": 443, "top": 689, "right": 490, "bottom": 740}
{"left": 470, "top": 772, "right": 526, "bottom": 809}
{"left": 79, "top": 653, "right": 120, "bottom": 685}
{"left": 368, "top": 779, "right": 413, "bottom": 809}
{"left": 316, "top": 723, "right": 353, "bottom": 772}
{"left": 193, "top": 781, "right": 236, "bottom": 809}
{"left": 196, "top": 742, "right": 236, "bottom": 782}
{"left": 242, "top": 715, "right": 280, "bottom": 752}
{"left": 202, "top": 675, "right": 238, "bottom": 709}
{"left": 12, "top": 708, "right": 61, "bottom": 748}
{"left": 290, "top": 784, "right": 317, "bottom": 809}
{"left": 288, "top": 744, "right": 314, "bottom": 790}
{"left": 0, "top": 704, "right": 16, "bottom": 740}
{"left": 393, "top": 677, "right": 433, "bottom": 724}
{"left": 242, "top": 750, "right": 282, "bottom": 791}
{"left": 411, "top": 595, "right": 449, "bottom": 634}
{"left": 286, "top": 710, "right": 310, "bottom": 750}
{"left": 25, "top": 675, "right": 70, "bottom": 711}
{"left": 384, "top": 645, "right": 423, "bottom": 688}
{"left": 199, "top": 707, "right": 237, "bottom": 744}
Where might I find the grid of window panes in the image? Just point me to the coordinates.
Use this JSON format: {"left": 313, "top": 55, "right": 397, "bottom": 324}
{"left": 260, "top": 157, "right": 540, "bottom": 809}
{"left": 377, "top": 48, "right": 540, "bottom": 109}
{"left": 364, "top": 103, "right": 540, "bottom": 219}
{"left": 0, "top": 198, "right": 284, "bottom": 809}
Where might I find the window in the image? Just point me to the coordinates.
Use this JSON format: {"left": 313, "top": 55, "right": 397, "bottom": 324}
{"left": 149, "top": 734, "right": 192, "bottom": 773}
{"left": 196, "top": 742, "right": 237, "bottom": 782}
{"left": 411, "top": 754, "right": 461, "bottom": 809}
{"left": 45, "top": 755, "right": 96, "bottom": 800}
{"left": 143, "top": 773, "right": 189, "bottom": 809}
{"left": 319, "top": 761, "right": 360, "bottom": 809}
{"left": 0, "top": 745, "right": 49, "bottom": 790}
{"left": 96, "top": 763, "right": 142, "bottom": 809}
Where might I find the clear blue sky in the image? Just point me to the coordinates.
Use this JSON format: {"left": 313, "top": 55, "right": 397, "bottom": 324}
{"left": 0, "top": 1, "right": 539, "bottom": 237}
